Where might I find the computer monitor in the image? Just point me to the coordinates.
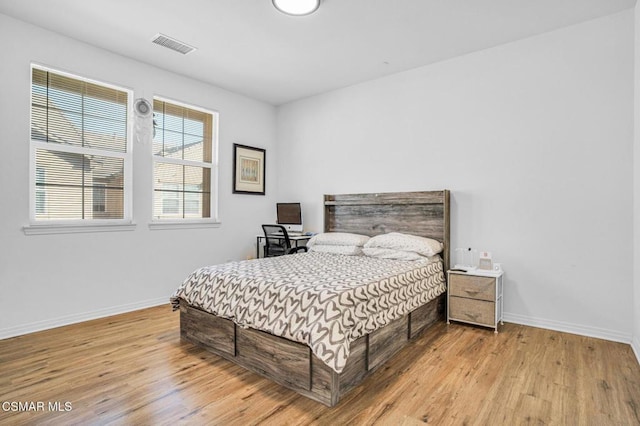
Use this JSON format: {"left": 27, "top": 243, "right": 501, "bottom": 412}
{"left": 276, "top": 202, "right": 303, "bottom": 233}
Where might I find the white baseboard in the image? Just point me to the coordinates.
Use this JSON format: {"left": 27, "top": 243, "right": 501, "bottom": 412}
{"left": 632, "top": 335, "right": 640, "bottom": 365}
{"left": 0, "top": 297, "right": 169, "bottom": 340}
{"left": 503, "top": 312, "right": 632, "bottom": 344}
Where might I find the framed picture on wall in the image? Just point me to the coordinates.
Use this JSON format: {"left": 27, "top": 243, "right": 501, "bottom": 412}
{"left": 233, "top": 143, "right": 266, "bottom": 195}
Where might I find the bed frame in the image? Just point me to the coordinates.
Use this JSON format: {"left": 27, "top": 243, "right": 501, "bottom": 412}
{"left": 179, "top": 190, "right": 450, "bottom": 406}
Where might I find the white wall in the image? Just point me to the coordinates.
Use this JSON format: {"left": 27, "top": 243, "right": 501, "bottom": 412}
{"left": 276, "top": 11, "right": 634, "bottom": 342}
{"left": 0, "top": 14, "right": 277, "bottom": 337}
{"left": 633, "top": 4, "right": 640, "bottom": 361}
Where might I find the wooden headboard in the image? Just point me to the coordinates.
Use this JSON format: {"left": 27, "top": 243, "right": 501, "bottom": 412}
{"left": 324, "top": 190, "right": 450, "bottom": 271}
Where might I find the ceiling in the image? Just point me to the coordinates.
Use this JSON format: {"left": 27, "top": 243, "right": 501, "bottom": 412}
{"left": 0, "top": 0, "right": 635, "bottom": 105}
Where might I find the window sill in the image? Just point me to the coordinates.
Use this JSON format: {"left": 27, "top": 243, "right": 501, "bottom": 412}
{"left": 148, "top": 220, "right": 221, "bottom": 231}
{"left": 23, "top": 222, "right": 137, "bottom": 235}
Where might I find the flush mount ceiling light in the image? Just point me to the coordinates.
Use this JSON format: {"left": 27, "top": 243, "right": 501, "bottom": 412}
{"left": 272, "top": 0, "right": 320, "bottom": 16}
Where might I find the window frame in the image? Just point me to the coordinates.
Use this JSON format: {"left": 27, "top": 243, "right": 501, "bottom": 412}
{"left": 24, "top": 64, "right": 135, "bottom": 235}
{"left": 149, "top": 95, "right": 219, "bottom": 230}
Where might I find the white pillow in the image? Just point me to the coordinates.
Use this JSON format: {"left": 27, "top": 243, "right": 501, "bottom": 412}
{"left": 309, "top": 245, "right": 363, "bottom": 256}
{"left": 362, "top": 247, "right": 425, "bottom": 261}
{"left": 364, "top": 232, "right": 443, "bottom": 256}
{"left": 307, "top": 232, "right": 370, "bottom": 247}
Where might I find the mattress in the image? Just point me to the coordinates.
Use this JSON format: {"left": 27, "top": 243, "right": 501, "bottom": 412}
{"left": 170, "top": 251, "right": 445, "bottom": 373}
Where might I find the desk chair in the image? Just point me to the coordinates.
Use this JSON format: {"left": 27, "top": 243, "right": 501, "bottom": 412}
{"left": 261, "top": 224, "right": 308, "bottom": 257}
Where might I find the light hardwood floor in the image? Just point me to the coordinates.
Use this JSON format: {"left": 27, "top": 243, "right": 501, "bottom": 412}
{"left": 1, "top": 305, "right": 639, "bottom": 425}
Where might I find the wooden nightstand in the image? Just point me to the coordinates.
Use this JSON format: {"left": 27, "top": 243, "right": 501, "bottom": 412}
{"left": 447, "top": 269, "right": 504, "bottom": 333}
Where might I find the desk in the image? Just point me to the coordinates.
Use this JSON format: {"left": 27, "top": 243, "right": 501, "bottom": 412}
{"left": 256, "top": 234, "right": 311, "bottom": 258}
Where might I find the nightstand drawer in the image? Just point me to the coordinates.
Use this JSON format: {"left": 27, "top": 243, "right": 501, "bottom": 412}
{"left": 449, "top": 274, "right": 495, "bottom": 301}
{"left": 449, "top": 296, "right": 495, "bottom": 327}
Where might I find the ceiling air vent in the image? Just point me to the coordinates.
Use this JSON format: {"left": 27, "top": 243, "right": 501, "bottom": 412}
{"left": 151, "top": 33, "right": 196, "bottom": 55}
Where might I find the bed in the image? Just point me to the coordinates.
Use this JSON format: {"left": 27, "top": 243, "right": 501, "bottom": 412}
{"left": 172, "top": 190, "right": 450, "bottom": 407}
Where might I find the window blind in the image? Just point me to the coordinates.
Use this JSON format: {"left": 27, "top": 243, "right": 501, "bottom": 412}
{"left": 152, "top": 99, "right": 215, "bottom": 220}
{"left": 30, "top": 67, "right": 129, "bottom": 220}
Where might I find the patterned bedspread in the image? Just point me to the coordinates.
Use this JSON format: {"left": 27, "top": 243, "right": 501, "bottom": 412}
{"left": 170, "top": 252, "right": 445, "bottom": 373}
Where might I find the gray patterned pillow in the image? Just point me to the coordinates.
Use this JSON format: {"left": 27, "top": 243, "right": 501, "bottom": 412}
{"left": 309, "top": 245, "right": 364, "bottom": 256}
{"left": 364, "top": 232, "right": 443, "bottom": 256}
